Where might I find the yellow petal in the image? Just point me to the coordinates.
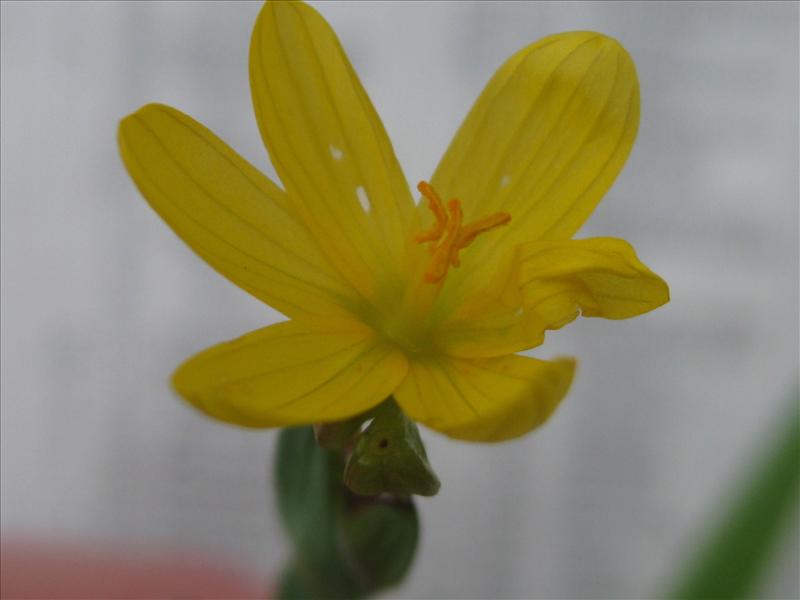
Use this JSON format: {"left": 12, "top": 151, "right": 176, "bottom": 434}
{"left": 250, "top": 0, "right": 414, "bottom": 296}
{"left": 173, "top": 320, "right": 408, "bottom": 428}
{"left": 118, "top": 103, "right": 362, "bottom": 324}
{"left": 518, "top": 237, "right": 669, "bottom": 329}
{"left": 431, "top": 31, "right": 639, "bottom": 303}
{"left": 432, "top": 292, "right": 546, "bottom": 358}
{"left": 395, "top": 354, "right": 575, "bottom": 442}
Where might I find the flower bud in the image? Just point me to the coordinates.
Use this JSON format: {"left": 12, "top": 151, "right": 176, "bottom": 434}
{"left": 343, "top": 399, "right": 440, "bottom": 497}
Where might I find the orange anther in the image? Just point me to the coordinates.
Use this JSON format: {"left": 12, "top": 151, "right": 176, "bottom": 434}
{"left": 415, "top": 181, "right": 511, "bottom": 284}
{"left": 414, "top": 182, "right": 447, "bottom": 244}
{"left": 455, "top": 213, "right": 512, "bottom": 250}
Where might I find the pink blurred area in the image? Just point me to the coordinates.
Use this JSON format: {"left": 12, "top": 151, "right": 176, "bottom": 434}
{"left": 1, "top": 535, "right": 268, "bottom": 599}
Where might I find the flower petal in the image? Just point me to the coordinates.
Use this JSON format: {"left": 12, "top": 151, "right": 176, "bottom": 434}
{"left": 250, "top": 0, "right": 414, "bottom": 295}
{"left": 395, "top": 354, "right": 575, "bottom": 442}
{"left": 119, "top": 103, "right": 362, "bottom": 324}
{"left": 432, "top": 293, "right": 546, "bottom": 358}
{"left": 518, "top": 237, "right": 669, "bottom": 329}
{"left": 173, "top": 320, "right": 408, "bottom": 428}
{"left": 431, "top": 31, "right": 639, "bottom": 303}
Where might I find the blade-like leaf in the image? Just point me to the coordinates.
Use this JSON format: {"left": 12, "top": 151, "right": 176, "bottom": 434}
{"left": 274, "top": 427, "right": 361, "bottom": 599}
{"left": 668, "top": 393, "right": 799, "bottom": 599}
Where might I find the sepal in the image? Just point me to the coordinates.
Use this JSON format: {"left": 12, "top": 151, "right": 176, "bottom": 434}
{"left": 343, "top": 399, "right": 441, "bottom": 497}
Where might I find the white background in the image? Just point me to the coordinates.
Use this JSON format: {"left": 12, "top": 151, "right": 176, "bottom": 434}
{"left": 2, "top": 2, "right": 798, "bottom": 598}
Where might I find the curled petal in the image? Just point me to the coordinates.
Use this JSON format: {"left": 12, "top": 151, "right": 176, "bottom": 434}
{"left": 518, "top": 237, "right": 669, "bottom": 329}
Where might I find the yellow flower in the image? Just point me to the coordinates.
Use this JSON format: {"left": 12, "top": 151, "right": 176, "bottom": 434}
{"left": 118, "top": 1, "right": 668, "bottom": 442}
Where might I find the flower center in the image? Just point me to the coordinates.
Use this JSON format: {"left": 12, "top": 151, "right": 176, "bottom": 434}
{"left": 415, "top": 181, "right": 511, "bottom": 283}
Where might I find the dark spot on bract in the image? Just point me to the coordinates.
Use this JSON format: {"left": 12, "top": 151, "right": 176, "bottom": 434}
{"left": 378, "top": 438, "right": 389, "bottom": 449}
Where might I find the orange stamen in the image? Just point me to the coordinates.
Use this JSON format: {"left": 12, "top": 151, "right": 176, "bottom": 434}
{"left": 455, "top": 213, "right": 512, "bottom": 251}
{"left": 414, "top": 182, "right": 447, "bottom": 244}
{"left": 415, "top": 181, "right": 511, "bottom": 283}
{"left": 424, "top": 199, "right": 463, "bottom": 283}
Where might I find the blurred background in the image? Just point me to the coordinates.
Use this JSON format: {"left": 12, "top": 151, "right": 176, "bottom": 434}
{"left": 1, "top": 1, "right": 797, "bottom": 598}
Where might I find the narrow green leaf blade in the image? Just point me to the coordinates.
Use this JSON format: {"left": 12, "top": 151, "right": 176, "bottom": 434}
{"left": 274, "top": 427, "right": 340, "bottom": 564}
{"left": 274, "top": 427, "right": 363, "bottom": 599}
{"left": 669, "top": 395, "right": 799, "bottom": 599}
{"left": 277, "top": 560, "right": 311, "bottom": 600}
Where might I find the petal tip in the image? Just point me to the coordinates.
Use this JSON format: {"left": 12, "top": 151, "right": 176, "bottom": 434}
{"left": 118, "top": 103, "right": 175, "bottom": 136}
{"left": 656, "top": 277, "right": 671, "bottom": 307}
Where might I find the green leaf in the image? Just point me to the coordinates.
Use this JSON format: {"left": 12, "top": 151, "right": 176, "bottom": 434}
{"left": 343, "top": 399, "right": 441, "bottom": 497}
{"left": 274, "top": 427, "right": 362, "bottom": 599}
{"left": 274, "top": 427, "right": 340, "bottom": 564}
{"left": 668, "top": 393, "right": 799, "bottom": 599}
{"left": 341, "top": 497, "right": 420, "bottom": 593}
{"left": 276, "top": 560, "right": 311, "bottom": 600}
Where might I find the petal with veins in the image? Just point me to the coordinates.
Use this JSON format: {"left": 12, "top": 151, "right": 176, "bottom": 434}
{"left": 430, "top": 31, "right": 640, "bottom": 308}
{"left": 250, "top": 1, "right": 414, "bottom": 298}
{"left": 173, "top": 320, "right": 408, "bottom": 428}
{"left": 395, "top": 353, "right": 574, "bottom": 442}
{"left": 118, "top": 103, "right": 361, "bottom": 324}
